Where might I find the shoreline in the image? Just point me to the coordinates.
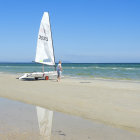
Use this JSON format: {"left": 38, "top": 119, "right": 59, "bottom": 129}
{"left": 2, "top": 71, "right": 140, "bottom": 83}
{"left": 0, "top": 73, "right": 140, "bottom": 134}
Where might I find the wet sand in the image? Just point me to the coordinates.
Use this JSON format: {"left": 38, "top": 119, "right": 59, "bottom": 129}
{"left": 0, "top": 73, "right": 140, "bottom": 136}
{"left": 0, "top": 98, "right": 140, "bottom": 140}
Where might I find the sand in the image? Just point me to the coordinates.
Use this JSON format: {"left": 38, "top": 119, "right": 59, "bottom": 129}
{"left": 0, "top": 73, "right": 140, "bottom": 135}
{"left": 0, "top": 98, "right": 140, "bottom": 140}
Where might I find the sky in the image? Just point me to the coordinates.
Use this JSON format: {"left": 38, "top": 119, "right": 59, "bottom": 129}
{"left": 0, "top": 0, "right": 140, "bottom": 63}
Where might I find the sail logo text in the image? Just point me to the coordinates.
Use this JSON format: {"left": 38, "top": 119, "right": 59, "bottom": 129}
{"left": 39, "top": 35, "right": 48, "bottom": 41}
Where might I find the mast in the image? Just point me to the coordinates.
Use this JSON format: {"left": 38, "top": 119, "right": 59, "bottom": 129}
{"left": 48, "top": 13, "right": 56, "bottom": 70}
{"left": 42, "top": 64, "right": 44, "bottom": 73}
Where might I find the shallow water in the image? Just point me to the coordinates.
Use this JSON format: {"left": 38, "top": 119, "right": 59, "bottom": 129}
{"left": 0, "top": 63, "right": 140, "bottom": 81}
{"left": 0, "top": 98, "right": 140, "bottom": 140}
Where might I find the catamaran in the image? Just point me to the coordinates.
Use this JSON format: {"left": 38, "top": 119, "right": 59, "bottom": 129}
{"left": 19, "top": 12, "right": 57, "bottom": 80}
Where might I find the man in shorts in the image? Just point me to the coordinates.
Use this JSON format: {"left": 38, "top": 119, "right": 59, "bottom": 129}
{"left": 57, "top": 61, "right": 62, "bottom": 82}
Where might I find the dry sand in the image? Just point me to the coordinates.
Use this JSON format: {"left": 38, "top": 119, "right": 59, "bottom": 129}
{"left": 0, "top": 73, "right": 140, "bottom": 136}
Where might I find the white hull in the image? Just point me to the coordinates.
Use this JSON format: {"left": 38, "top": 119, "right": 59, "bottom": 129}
{"left": 19, "top": 71, "right": 57, "bottom": 80}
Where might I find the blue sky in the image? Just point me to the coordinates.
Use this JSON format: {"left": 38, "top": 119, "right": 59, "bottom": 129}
{"left": 0, "top": 0, "right": 140, "bottom": 63}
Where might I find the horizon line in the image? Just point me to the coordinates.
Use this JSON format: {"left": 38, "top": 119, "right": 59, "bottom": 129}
{"left": 0, "top": 62, "right": 140, "bottom": 64}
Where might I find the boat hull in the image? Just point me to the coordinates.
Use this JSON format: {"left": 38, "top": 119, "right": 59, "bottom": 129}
{"left": 19, "top": 71, "right": 57, "bottom": 80}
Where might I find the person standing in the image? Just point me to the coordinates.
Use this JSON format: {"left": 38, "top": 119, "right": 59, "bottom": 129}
{"left": 57, "top": 61, "right": 62, "bottom": 82}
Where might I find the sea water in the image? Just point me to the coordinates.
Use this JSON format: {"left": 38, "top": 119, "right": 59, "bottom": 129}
{"left": 0, "top": 63, "right": 140, "bottom": 81}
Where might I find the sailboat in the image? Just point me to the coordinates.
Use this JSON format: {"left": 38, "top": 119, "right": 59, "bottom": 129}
{"left": 19, "top": 12, "right": 57, "bottom": 80}
{"left": 19, "top": 12, "right": 55, "bottom": 139}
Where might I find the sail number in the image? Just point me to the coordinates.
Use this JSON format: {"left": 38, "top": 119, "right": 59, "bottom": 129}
{"left": 39, "top": 35, "right": 48, "bottom": 41}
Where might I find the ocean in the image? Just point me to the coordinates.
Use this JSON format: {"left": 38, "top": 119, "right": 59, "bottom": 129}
{"left": 0, "top": 63, "right": 140, "bottom": 81}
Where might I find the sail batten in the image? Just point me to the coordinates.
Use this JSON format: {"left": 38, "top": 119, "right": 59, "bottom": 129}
{"left": 35, "top": 12, "right": 55, "bottom": 66}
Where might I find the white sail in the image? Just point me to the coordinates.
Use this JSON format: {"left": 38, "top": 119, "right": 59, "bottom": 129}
{"left": 35, "top": 12, "right": 55, "bottom": 65}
